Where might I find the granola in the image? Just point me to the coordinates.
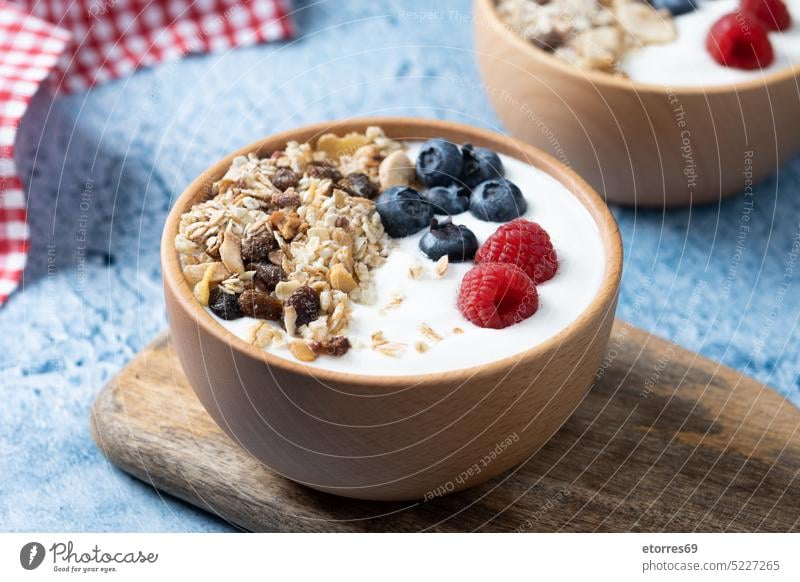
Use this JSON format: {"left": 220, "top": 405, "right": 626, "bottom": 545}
{"left": 495, "top": 0, "right": 677, "bottom": 75}
{"left": 176, "top": 127, "right": 397, "bottom": 360}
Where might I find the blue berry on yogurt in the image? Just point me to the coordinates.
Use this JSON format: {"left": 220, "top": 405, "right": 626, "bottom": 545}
{"left": 421, "top": 183, "right": 470, "bottom": 215}
{"left": 415, "top": 139, "right": 463, "bottom": 187}
{"left": 376, "top": 186, "right": 435, "bottom": 238}
{"left": 469, "top": 178, "right": 527, "bottom": 222}
{"left": 418, "top": 219, "right": 479, "bottom": 262}
{"left": 461, "top": 144, "right": 504, "bottom": 188}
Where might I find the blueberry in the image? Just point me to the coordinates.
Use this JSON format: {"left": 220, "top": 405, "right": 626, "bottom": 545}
{"left": 376, "top": 186, "right": 435, "bottom": 238}
{"left": 469, "top": 179, "right": 527, "bottom": 222}
{"left": 419, "top": 219, "right": 479, "bottom": 262}
{"left": 461, "top": 144, "right": 504, "bottom": 188}
{"left": 421, "top": 184, "right": 470, "bottom": 215}
{"left": 415, "top": 139, "right": 463, "bottom": 187}
{"left": 649, "top": 0, "right": 697, "bottom": 16}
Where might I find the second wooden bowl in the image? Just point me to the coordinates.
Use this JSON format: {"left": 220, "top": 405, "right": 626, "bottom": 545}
{"left": 474, "top": 0, "right": 800, "bottom": 207}
{"left": 161, "top": 117, "right": 623, "bottom": 501}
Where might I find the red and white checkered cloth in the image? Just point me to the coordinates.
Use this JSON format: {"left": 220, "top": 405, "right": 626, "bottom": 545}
{"left": 0, "top": 0, "right": 293, "bottom": 305}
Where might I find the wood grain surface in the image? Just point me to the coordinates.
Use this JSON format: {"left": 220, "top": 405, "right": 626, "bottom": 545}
{"left": 90, "top": 321, "right": 800, "bottom": 532}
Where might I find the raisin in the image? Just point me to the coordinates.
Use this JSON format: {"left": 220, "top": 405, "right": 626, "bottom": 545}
{"left": 272, "top": 191, "right": 301, "bottom": 208}
{"left": 238, "top": 289, "right": 283, "bottom": 320}
{"left": 530, "top": 29, "right": 564, "bottom": 52}
{"left": 334, "top": 216, "right": 350, "bottom": 230}
{"left": 241, "top": 232, "right": 275, "bottom": 264}
{"left": 250, "top": 262, "right": 286, "bottom": 292}
{"left": 337, "top": 172, "right": 377, "bottom": 199}
{"left": 272, "top": 167, "right": 299, "bottom": 191}
{"left": 208, "top": 287, "right": 244, "bottom": 320}
{"left": 286, "top": 286, "right": 320, "bottom": 327}
{"left": 306, "top": 161, "right": 342, "bottom": 182}
{"left": 311, "top": 336, "right": 351, "bottom": 357}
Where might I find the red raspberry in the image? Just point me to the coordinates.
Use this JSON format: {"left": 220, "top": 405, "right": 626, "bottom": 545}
{"left": 474, "top": 219, "right": 558, "bottom": 284}
{"left": 457, "top": 263, "right": 538, "bottom": 329}
{"left": 706, "top": 12, "right": 774, "bottom": 70}
{"left": 741, "top": 0, "right": 792, "bottom": 31}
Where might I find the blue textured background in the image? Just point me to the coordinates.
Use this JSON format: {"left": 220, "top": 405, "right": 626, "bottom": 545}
{"left": 2, "top": 0, "right": 799, "bottom": 532}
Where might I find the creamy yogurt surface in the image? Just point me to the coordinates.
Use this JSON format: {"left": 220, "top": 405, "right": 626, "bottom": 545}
{"left": 210, "top": 144, "right": 607, "bottom": 376}
{"left": 621, "top": 0, "right": 800, "bottom": 86}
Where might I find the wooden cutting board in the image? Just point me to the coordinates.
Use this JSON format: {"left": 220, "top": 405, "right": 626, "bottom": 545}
{"left": 90, "top": 321, "right": 800, "bottom": 532}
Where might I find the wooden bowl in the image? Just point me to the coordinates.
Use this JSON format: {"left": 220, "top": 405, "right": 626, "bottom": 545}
{"left": 474, "top": 0, "right": 800, "bottom": 207}
{"left": 161, "top": 117, "right": 623, "bottom": 501}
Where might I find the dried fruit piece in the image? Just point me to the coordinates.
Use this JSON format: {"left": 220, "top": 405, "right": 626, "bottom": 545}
{"left": 209, "top": 287, "right": 243, "bottom": 320}
{"left": 272, "top": 191, "right": 302, "bottom": 208}
{"left": 379, "top": 150, "right": 415, "bottom": 191}
{"left": 289, "top": 341, "right": 318, "bottom": 362}
{"left": 251, "top": 263, "right": 286, "bottom": 292}
{"left": 328, "top": 263, "right": 358, "bottom": 293}
{"left": 337, "top": 172, "right": 378, "bottom": 199}
{"left": 311, "top": 336, "right": 352, "bottom": 357}
{"left": 238, "top": 289, "right": 283, "bottom": 320}
{"left": 286, "top": 285, "right": 321, "bottom": 327}
{"left": 241, "top": 232, "right": 275, "bottom": 264}
{"left": 272, "top": 167, "right": 299, "bottom": 191}
{"left": 306, "top": 161, "right": 342, "bottom": 182}
{"left": 193, "top": 263, "right": 217, "bottom": 306}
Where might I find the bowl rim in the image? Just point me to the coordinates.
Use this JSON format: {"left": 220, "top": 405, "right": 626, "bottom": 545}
{"left": 475, "top": 0, "right": 800, "bottom": 95}
{"left": 161, "top": 116, "right": 623, "bottom": 387}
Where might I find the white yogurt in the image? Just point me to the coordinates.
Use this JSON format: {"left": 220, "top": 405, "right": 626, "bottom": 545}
{"left": 621, "top": 0, "right": 800, "bottom": 86}
{"left": 210, "top": 144, "right": 607, "bottom": 376}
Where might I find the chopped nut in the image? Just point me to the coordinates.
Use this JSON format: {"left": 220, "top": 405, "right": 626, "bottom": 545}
{"left": 383, "top": 293, "right": 404, "bottom": 310}
{"left": 183, "top": 262, "right": 229, "bottom": 286}
{"left": 268, "top": 249, "right": 284, "bottom": 266}
{"left": 275, "top": 279, "right": 301, "bottom": 300}
{"left": 370, "top": 331, "right": 406, "bottom": 357}
{"left": 378, "top": 150, "right": 415, "bottom": 191}
{"left": 419, "top": 323, "right": 444, "bottom": 343}
{"left": 219, "top": 229, "right": 245, "bottom": 274}
{"left": 415, "top": 341, "right": 429, "bottom": 354}
{"left": 435, "top": 255, "right": 449, "bottom": 277}
{"left": 616, "top": 2, "right": 676, "bottom": 45}
{"left": 270, "top": 209, "right": 305, "bottom": 240}
{"left": 453, "top": 327, "right": 464, "bottom": 335}
{"left": 328, "top": 263, "right": 358, "bottom": 293}
{"left": 335, "top": 216, "right": 350, "bottom": 230}
{"left": 284, "top": 305, "right": 298, "bottom": 336}
{"left": 289, "top": 341, "right": 318, "bottom": 362}
{"left": 408, "top": 264, "right": 423, "bottom": 279}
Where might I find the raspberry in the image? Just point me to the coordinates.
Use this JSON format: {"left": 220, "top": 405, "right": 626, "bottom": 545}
{"left": 706, "top": 12, "right": 774, "bottom": 70}
{"left": 474, "top": 219, "right": 558, "bottom": 284}
{"left": 741, "top": 0, "right": 791, "bottom": 31}
{"left": 457, "top": 263, "right": 538, "bottom": 329}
